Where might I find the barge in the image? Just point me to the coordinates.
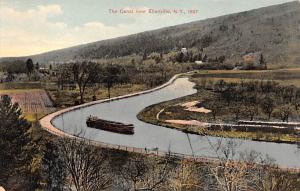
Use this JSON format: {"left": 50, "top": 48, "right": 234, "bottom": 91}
{"left": 86, "top": 116, "right": 134, "bottom": 135}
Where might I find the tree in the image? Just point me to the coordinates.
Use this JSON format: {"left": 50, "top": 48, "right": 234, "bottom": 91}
{"left": 230, "top": 103, "right": 244, "bottom": 121}
{"left": 292, "top": 97, "right": 300, "bottom": 110}
{"left": 273, "top": 104, "right": 294, "bottom": 122}
{"left": 142, "top": 50, "right": 147, "bottom": 60}
{"left": 58, "top": 138, "right": 112, "bottom": 191}
{"left": 261, "top": 96, "right": 275, "bottom": 120}
{"left": 208, "top": 139, "right": 255, "bottom": 191}
{"left": 202, "top": 54, "right": 208, "bottom": 62}
{"left": 222, "top": 87, "right": 234, "bottom": 106}
{"left": 57, "top": 64, "right": 72, "bottom": 90}
{"left": 218, "top": 55, "right": 226, "bottom": 64}
{"left": 120, "top": 154, "right": 173, "bottom": 190}
{"left": 214, "top": 80, "right": 226, "bottom": 93}
{"left": 259, "top": 53, "right": 267, "bottom": 70}
{"left": 176, "top": 52, "right": 184, "bottom": 63}
{"left": 168, "top": 159, "right": 204, "bottom": 191}
{"left": 72, "top": 62, "right": 100, "bottom": 103}
{"left": 139, "top": 155, "right": 173, "bottom": 190}
{"left": 43, "top": 139, "right": 67, "bottom": 191}
{"left": 244, "top": 105, "right": 258, "bottom": 121}
{"left": 120, "top": 154, "right": 148, "bottom": 190}
{"left": 207, "top": 100, "right": 221, "bottom": 120}
{"left": 253, "top": 166, "right": 300, "bottom": 191}
{"left": 35, "top": 62, "right": 40, "bottom": 71}
{"left": 0, "top": 95, "right": 32, "bottom": 187}
{"left": 26, "top": 58, "right": 34, "bottom": 74}
{"left": 103, "top": 64, "right": 121, "bottom": 98}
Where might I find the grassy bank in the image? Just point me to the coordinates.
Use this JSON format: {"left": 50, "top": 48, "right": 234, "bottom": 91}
{"left": 46, "top": 83, "right": 147, "bottom": 109}
{"left": 137, "top": 95, "right": 300, "bottom": 144}
{"left": 138, "top": 69, "right": 300, "bottom": 144}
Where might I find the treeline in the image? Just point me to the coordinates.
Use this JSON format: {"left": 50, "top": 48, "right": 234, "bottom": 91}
{"left": 78, "top": 32, "right": 215, "bottom": 59}
{"left": 0, "top": 60, "right": 27, "bottom": 74}
{"left": 41, "top": 138, "right": 300, "bottom": 191}
{"left": 0, "top": 59, "right": 43, "bottom": 82}
{"left": 198, "top": 79, "right": 300, "bottom": 122}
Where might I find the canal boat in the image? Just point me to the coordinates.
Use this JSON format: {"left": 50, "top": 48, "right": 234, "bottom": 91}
{"left": 86, "top": 116, "right": 134, "bottom": 135}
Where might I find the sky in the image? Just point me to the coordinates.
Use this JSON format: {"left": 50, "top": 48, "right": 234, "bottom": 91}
{"left": 0, "top": 0, "right": 296, "bottom": 57}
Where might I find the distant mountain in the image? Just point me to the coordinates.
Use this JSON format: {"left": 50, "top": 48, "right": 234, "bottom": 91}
{"left": 1, "top": 1, "right": 300, "bottom": 67}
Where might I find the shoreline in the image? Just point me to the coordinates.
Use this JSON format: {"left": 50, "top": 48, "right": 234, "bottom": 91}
{"left": 39, "top": 71, "right": 300, "bottom": 171}
{"left": 137, "top": 97, "right": 300, "bottom": 145}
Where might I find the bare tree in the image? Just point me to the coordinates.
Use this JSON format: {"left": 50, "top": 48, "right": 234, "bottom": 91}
{"left": 120, "top": 153, "right": 173, "bottom": 191}
{"left": 244, "top": 104, "right": 258, "bottom": 121}
{"left": 57, "top": 64, "right": 72, "bottom": 90}
{"left": 207, "top": 139, "right": 253, "bottom": 191}
{"left": 231, "top": 103, "right": 243, "bottom": 121}
{"left": 261, "top": 96, "right": 275, "bottom": 120}
{"left": 252, "top": 166, "right": 300, "bottom": 191}
{"left": 168, "top": 159, "right": 204, "bottom": 191}
{"left": 120, "top": 154, "right": 148, "bottom": 190}
{"left": 102, "top": 64, "right": 122, "bottom": 98}
{"left": 140, "top": 155, "right": 173, "bottom": 190}
{"left": 58, "top": 138, "right": 112, "bottom": 191}
{"left": 207, "top": 100, "right": 221, "bottom": 120}
{"left": 273, "top": 104, "right": 294, "bottom": 122}
{"left": 72, "top": 61, "right": 100, "bottom": 103}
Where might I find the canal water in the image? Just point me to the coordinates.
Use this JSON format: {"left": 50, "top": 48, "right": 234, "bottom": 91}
{"left": 52, "top": 78, "right": 300, "bottom": 168}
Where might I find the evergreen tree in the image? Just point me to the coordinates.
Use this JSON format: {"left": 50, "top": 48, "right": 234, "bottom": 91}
{"left": 0, "top": 95, "right": 31, "bottom": 186}
{"left": 35, "top": 62, "right": 40, "bottom": 71}
{"left": 26, "top": 58, "right": 34, "bottom": 74}
{"left": 259, "top": 54, "right": 267, "bottom": 69}
{"left": 142, "top": 50, "right": 147, "bottom": 60}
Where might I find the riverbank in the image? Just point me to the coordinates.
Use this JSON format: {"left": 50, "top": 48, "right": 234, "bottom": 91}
{"left": 39, "top": 72, "right": 195, "bottom": 142}
{"left": 40, "top": 72, "right": 300, "bottom": 169}
{"left": 137, "top": 71, "right": 300, "bottom": 144}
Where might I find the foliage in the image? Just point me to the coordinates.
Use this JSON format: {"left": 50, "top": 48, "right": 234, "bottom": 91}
{"left": 0, "top": 95, "right": 32, "bottom": 188}
{"left": 72, "top": 61, "right": 101, "bottom": 103}
{"left": 26, "top": 58, "right": 34, "bottom": 74}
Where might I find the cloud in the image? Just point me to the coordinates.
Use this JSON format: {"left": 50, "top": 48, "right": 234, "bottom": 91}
{"left": 0, "top": 4, "right": 69, "bottom": 56}
{"left": 0, "top": 4, "right": 195, "bottom": 57}
{"left": 0, "top": 4, "right": 143, "bottom": 57}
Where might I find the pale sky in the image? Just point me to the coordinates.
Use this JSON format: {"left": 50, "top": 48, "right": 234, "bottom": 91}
{"left": 0, "top": 0, "right": 295, "bottom": 57}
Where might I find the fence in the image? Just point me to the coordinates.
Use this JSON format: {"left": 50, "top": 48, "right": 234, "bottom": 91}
{"left": 39, "top": 71, "right": 300, "bottom": 174}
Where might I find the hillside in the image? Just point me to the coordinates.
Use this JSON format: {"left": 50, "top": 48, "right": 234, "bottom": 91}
{"left": 1, "top": 1, "right": 300, "bottom": 67}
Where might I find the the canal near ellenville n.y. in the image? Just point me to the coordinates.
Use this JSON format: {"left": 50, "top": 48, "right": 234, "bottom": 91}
{"left": 52, "top": 77, "right": 300, "bottom": 168}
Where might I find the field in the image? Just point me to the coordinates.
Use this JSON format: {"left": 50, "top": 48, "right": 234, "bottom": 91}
{"left": 46, "top": 83, "right": 147, "bottom": 108}
{"left": 0, "top": 89, "right": 56, "bottom": 121}
{"left": 192, "top": 68, "right": 300, "bottom": 87}
{"left": 138, "top": 68, "right": 300, "bottom": 144}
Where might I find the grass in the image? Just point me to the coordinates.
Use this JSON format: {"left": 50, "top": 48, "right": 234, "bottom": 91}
{"left": 138, "top": 100, "right": 300, "bottom": 144}
{"left": 0, "top": 89, "right": 42, "bottom": 94}
{"left": 192, "top": 68, "right": 300, "bottom": 87}
{"left": 46, "top": 83, "right": 147, "bottom": 108}
{"left": 0, "top": 81, "right": 147, "bottom": 121}
{"left": 138, "top": 68, "right": 300, "bottom": 144}
{"left": 0, "top": 82, "right": 42, "bottom": 89}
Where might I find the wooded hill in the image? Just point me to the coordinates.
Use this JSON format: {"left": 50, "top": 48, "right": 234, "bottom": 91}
{"left": 1, "top": 1, "right": 300, "bottom": 67}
